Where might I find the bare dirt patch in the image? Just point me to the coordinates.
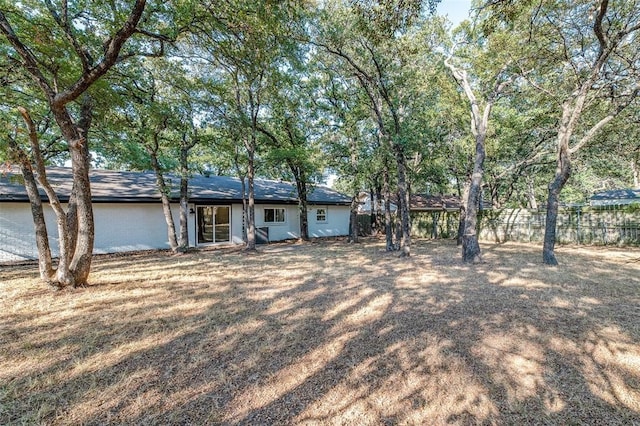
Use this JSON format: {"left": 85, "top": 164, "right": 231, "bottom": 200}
{"left": 1, "top": 238, "right": 640, "bottom": 425}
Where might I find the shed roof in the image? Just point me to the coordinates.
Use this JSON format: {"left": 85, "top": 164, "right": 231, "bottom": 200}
{"left": 590, "top": 188, "right": 640, "bottom": 206}
{"left": 0, "top": 167, "right": 351, "bottom": 205}
{"left": 410, "top": 194, "right": 461, "bottom": 211}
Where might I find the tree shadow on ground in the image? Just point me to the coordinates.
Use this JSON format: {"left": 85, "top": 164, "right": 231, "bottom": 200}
{"left": 1, "top": 239, "right": 640, "bottom": 425}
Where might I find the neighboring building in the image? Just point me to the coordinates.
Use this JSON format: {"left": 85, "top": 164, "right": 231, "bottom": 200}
{"left": 589, "top": 188, "right": 640, "bottom": 207}
{"left": 356, "top": 193, "right": 466, "bottom": 215}
{"left": 355, "top": 192, "right": 397, "bottom": 215}
{"left": 408, "top": 194, "right": 461, "bottom": 212}
{"left": 408, "top": 194, "right": 461, "bottom": 239}
{"left": 0, "top": 167, "right": 351, "bottom": 262}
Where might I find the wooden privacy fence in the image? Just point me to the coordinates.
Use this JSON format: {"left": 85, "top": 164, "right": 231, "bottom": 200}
{"left": 408, "top": 205, "right": 640, "bottom": 246}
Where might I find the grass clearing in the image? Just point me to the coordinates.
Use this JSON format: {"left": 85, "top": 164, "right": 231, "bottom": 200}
{"left": 1, "top": 238, "right": 640, "bottom": 425}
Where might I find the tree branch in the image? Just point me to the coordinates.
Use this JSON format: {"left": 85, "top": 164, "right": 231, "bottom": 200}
{"left": 54, "top": 0, "right": 147, "bottom": 107}
{"left": 44, "top": 0, "right": 93, "bottom": 72}
{"left": 0, "top": 12, "right": 56, "bottom": 100}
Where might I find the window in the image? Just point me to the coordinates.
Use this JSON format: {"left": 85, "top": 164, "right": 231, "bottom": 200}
{"left": 264, "top": 207, "right": 285, "bottom": 223}
{"left": 316, "top": 208, "right": 327, "bottom": 222}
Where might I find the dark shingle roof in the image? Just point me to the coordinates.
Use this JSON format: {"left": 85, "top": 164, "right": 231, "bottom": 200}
{"left": 0, "top": 167, "right": 351, "bottom": 205}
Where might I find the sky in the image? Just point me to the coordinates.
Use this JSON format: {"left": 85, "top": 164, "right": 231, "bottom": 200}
{"left": 436, "top": 0, "right": 473, "bottom": 27}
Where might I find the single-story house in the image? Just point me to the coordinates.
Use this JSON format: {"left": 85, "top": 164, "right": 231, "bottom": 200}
{"left": 0, "top": 167, "right": 351, "bottom": 262}
{"left": 589, "top": 188, "right": 640, "bottom": 207}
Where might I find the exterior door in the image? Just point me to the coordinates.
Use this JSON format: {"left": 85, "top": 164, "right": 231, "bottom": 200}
{"left": 197, "top": 206, "right": 230, "bottom": 244}
{"left": 214, "top": 206, "right": 230, "bottom": 243}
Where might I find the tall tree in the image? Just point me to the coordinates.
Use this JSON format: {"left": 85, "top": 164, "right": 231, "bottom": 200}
{"left": 311, "top": 0, "right": 442, "bottom": 256}
{"left": 444, "top": 33, "right": 512, "bottom": 262}
{"left": 0, "top": 0, "right": 180, "bottom": 286}
{"left": 492, "top": 0, "right": 640, "bottom": 264}
{"left": 189, "top": 0, "right": 306, "bottom": 250}
{"left": 97, "top": 61, "right": 181, "bottom": 251}
{"left": 257, "top": 74, "right": 325, "bottom": 241}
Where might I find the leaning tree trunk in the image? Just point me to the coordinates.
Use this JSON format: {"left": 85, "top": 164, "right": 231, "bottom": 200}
{"left": 21, "top": 164, "right": 55, "bottom": 281}
{"left": 16, "top": 106, "right": 79, "bottom": 286}
{"left": 543, "top": 144, "right": 571, "bottom": 265}
{"left": 8, "top": 131, "right": 54, "bottom": 282}
{"left": 1, "top": 0, "right": 147, "bottom": 288}
{"left": 462, "top": 134, "right": 486, "bottom": 264}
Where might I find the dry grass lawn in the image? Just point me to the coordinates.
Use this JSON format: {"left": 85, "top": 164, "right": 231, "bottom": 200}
{"left": 1, "top": 238, "right": 640, "bottom": 425}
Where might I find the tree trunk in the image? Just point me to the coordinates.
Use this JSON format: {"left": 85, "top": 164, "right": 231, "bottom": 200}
{"left": 17, "top": 105, "right": 86, "bottom": 287}
{"left": 382, "top": 161, "right": 394, "bottom": 251}
{"left": 298, "top": 194, "right": 309, "bottom": 241}
{"left": 394, "top": 145, "right": 411, "bottom": 257}
{"left": 374, "top": 185, "right": 383, "bottom": 235}
{"left": 1, "top": 1, "right": 148, "bottom": 288}
{"left": 348, "top": 195, "right": 359, "bottom": 243}
{"left": 147, "top": 145, "right": 179, "bottom": 252}
{"left": 462, "top": 134, "right": 486, "bottom": 264}
{"left": 369, "top": 187, "right": 376, "bottom": 235}
{"left": 432, "top": 212, "right": 440, "bottom": 239}
{"left": 543, "top": 145, "right": 571, "bottom": 265}
{"left": 66, "top": 95, "right": 92, "bottom": 264}
{"left": 240, "top": 175, "right": 248, "bottom": 243}
{"left": 457, "top": 180, "right": 470, "bottom": 246}
{"left": 395, "top": 191, "right": 403, "bottom": 248}
{"left": 8, "top": 138, "right": 55, "bottom": 282}
{"left": 24, "top": 166, "right": 55, "bottom": 281}
{"left": 294, "top": 169, "right": 309, "bottom": 241}
{"left": 527, "top": 177, "right": 538, "bottom": 209}
{"left": 65, "top": 191, "right": 78, "bottom": 266}
{"left": 66, "top": 137, "right": 94, "bottom": 286}
{"left": 245, "top": 140, "right": 256, "bottom": 251}
{"left": 178, "top": 145, "right": 189, "bottom": 252}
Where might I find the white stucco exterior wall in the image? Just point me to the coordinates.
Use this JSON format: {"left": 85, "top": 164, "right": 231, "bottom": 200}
{"left": 0, "top": 202, "right": 50, "bottom": 261}
{"left": 1, "top": 202, "right": 189, "bottom": 262}
{"left": 308, "top": 205, "right": 351, "bottom": 238}
{"left": 254, "top": 204, "right": 301, "bottom": 241}
{"left": 92, "top": 203, "right": 183, "bottom": 254}
{"left": 1, "top": 201, "right": 350, "bottom": 262}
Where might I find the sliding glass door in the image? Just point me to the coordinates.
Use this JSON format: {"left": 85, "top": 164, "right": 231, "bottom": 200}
{"left": 197, "top": 206, "right": 230, "bottom": 244}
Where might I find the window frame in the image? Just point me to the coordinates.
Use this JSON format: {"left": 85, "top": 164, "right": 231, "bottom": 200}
{"left": 264, "top": 207, "right": 286, "bottom": 224}
{"left": 316, "top": 207, "right": 327, "bottom": 223}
